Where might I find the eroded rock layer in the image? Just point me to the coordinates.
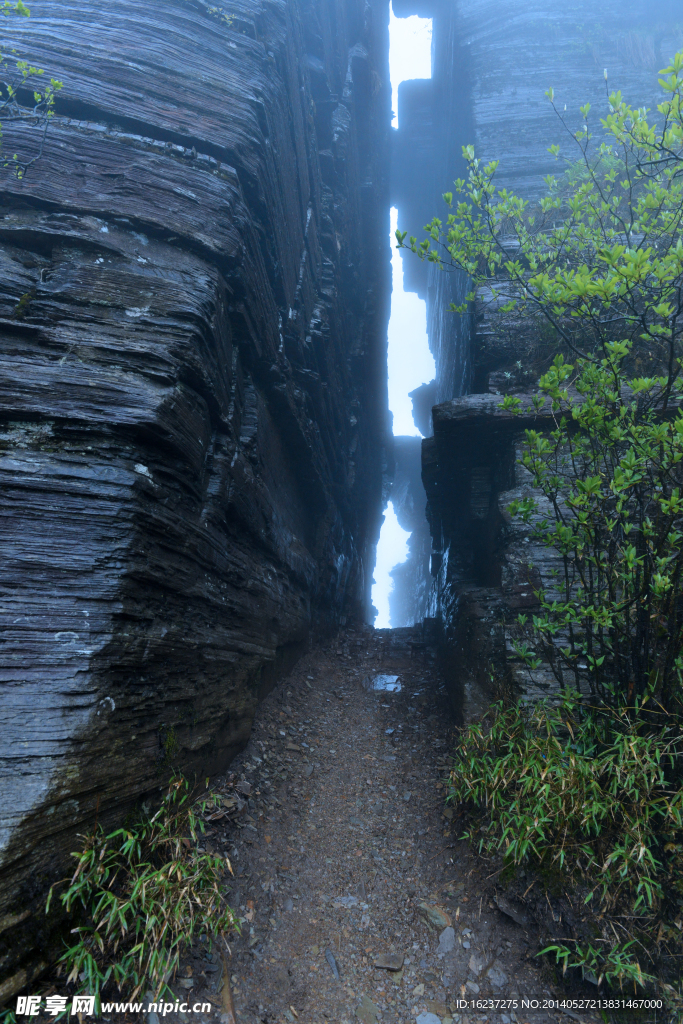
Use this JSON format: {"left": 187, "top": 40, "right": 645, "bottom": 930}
{"left": 0, "top": 0, "right": 390, "bottom": 992}
{"left": 414, "top": 0, "right": 683, "bottom": 712}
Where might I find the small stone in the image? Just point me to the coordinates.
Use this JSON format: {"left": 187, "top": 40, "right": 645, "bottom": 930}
{"left": 304, "top": 765, "right": 314, "bottom": 777}
{"left": 145, "top": 992, "right": 160, "bottom": 1024}
{"left": 418, "top": 902, "right": 452, "bottom": 930}
{"left": 462, "top": 940, "right": 470, "bottom": 949}
{"left": 373, "top": 953, "right": 404, "bottom": 971}
{"left": 465, "top": 980, "right": 480, "bottom": 995}
{"left": 284, "top": 898, "right": 294, "bottom": 912}
{"left": 412, "top": 983, "right": 425, "bottom": 996}
{"left": 416, "top": 1015, "right": 441, "bottom": 1024}
{"left": 494, "top": 893, "right": 531, "bottom": 928}
{"left": 468, "top": 952, "right": 485, "bottom": 976}
{"left": 486, "top": 961, "right": 508, "bottom": 988}
{"left": 403, "top": 791, "right": 411, "bottom": 801}
{"left": 501, "top": 1016, "right": 512, "bottom": 1024}
{"left": 325, "top": 947, "right": 341, "bottom": 980}
{"left": 236, "top": 781, "right": 252, "bottom": 796}
{"left": 334, "top": 895, "right": 359, "bottom": 907}
{"left": 437, "top": 926, "right": 455, "bottom": 954}
{"left": 355, "top": 995, "right": 380, "bottom": 1023}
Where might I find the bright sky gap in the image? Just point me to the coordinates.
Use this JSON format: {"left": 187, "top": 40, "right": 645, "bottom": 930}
{"left": 388, "top": 9, "right": 432, "bottom": 129}
{"left": 372, "top": 9, "right": 434, "bottom": 628}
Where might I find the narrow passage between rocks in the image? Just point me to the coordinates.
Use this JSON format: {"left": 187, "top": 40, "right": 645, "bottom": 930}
{"left": 185, "top": 625, "right": 596, "bottom": 1024}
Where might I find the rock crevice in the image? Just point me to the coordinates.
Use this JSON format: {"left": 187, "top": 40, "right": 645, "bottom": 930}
{"left": 0, "top": 0, "right": 391, "bottom": 992}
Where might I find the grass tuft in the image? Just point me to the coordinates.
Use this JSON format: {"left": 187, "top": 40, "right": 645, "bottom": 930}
{"left": 46, "top": 774, "right": 237, "bottom": 1011}
{"left": 448, "top": 694, "right": 683, "bottom": 995}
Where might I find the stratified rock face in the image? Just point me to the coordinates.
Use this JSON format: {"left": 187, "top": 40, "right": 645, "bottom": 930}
{"left": 423, "top": 396, "right": 562, "bottom": 718}
{"left": 414, "top": 0, "right": 683, "bottom": 712}
{"left": 0, "top": 0, "right": 390, "bottom": 991}
{"left": 396, "top": 0, "right": 683, "bottom": 403}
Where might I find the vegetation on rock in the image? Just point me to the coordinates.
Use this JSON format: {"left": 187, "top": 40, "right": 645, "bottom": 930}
{"left": 409, "top": 50, "right": 683, "bottom": 999}
{"left": 1, "top": 0, "right": 62, "bottom": 177}
{"left": 449, "top": 696, "right": 683, "bottom": 993}
{"left": 46, "top": 776, "right": 237, "bottom": 1012}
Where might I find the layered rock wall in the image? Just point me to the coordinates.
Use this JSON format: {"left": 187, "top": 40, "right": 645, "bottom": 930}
{"left": 0, "top": 0, "right": 390, "bottom": 995}
{"left": 413, "top": 0, "right": 683, "bottom": 714}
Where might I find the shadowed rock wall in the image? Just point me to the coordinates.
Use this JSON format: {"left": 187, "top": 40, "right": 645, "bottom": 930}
{"left": 0, "top": 0, "right": 390, "bottom": 994}
{"left": 417, "top": 0, "right": 683, "bottom": 716}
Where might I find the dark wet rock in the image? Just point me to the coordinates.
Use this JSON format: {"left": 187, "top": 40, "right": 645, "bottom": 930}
{"left": 0, "top": 0, "right": 390, "bottom": 993}
{"left": 437, "top": 926, "right": 455, "bottom": 954}
{"left": 487, "top": 961, "right": 508, "bottom": 988}
{"left": 393, "top": 0, "right": 683, "bottom": 686}
{"left": 495, "top": 892, "right": 532, "bottom": 930}
{"left": 372, "top": 953, "right": 404, "bottom": 971}
{"left": 324, "top": 948, "right": 340, "bottom": 981}
{"left": 409, "top": 380, "right": 437, "bottom": 438}
{"left": 418, "top": 902, "right": 451, "bottom": 931}
{"left": 422, "top": 393, "right": 567, "bottom": 719}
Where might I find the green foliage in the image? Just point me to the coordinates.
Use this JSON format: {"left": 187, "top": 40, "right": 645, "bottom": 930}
{"left": 206, "top": 4, "right": 234, "bottom": 27}
{"left": 448, "top": 696, "right": 683, "bottom": 989}
{"left": 1, "top": 1, "right": 63, "bottom": 178}
{"left": 46, "top": 776, "right": 237, "bottom": 1011}
{"left": 397, "top": 51, "right": 683, "bottom": 377}
{"left": 508, "top": 350, "right": 683, "bottom": 718}
{"left": 416, "top": 50, "right": 683, "bottom": 1001}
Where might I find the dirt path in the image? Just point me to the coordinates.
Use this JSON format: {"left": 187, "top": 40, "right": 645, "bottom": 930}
{"left": 186, "top": 625, "right": 592, "bottom": 1024}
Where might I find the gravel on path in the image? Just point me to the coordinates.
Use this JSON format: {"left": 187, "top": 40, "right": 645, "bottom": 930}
{"left": 179, "top": 624, "right": 598, "bottom": 1024}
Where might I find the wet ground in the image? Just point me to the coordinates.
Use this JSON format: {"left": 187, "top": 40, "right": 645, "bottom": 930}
{"left": 25, "top": 624, "right": 607, "bottom": 1024}
{"left": 176, "top": 624, "right": 600, "bottom": 1024}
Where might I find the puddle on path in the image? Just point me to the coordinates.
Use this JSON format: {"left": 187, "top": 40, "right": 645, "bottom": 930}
{"left": 71, "top": 624, "right": 583, "bottom": 1024}
{"left": 363, "top": 673, "right": 401, "bottom": 692}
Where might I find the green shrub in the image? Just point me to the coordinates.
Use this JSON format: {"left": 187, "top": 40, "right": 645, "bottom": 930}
{"left": 1, "top": 1, "right": 63, "bottom": 177}
{"left": 505, "top": 350, "right": 683, "bottom": 722}
{"left": 449, "top": 696, "right": 683, "bottom": 990}
{"left": 47, "top": 776, "right": 237, "bottom": 1010}
{"left": 407, "top": 32, "right": 683, "bottom": 1011}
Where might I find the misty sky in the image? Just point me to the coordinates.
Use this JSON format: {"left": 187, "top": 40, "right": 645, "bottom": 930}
{"left": 372, "top": 10, "right": 433, "bottom": 630}
{"left": 389, "top": 9, "right": 432, "bottom": 128}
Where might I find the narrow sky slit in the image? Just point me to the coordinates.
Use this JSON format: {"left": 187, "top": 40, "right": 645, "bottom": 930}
{"left": 373, "top": 8, "right": 434, "bottom": 627}
{"left": 387, "top": 207, "right": 435, "bottom": 436}
{"left": 389, "top": 8, "right": 432, "bottom": 128}
{"left": 372, "top": 502, "right": 409, "bottom": 628}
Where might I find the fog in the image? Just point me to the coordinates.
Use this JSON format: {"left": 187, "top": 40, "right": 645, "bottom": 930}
{"left": 372, "top": 10, "right": 433, "bottom": 629}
